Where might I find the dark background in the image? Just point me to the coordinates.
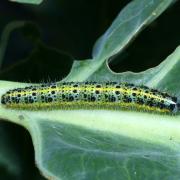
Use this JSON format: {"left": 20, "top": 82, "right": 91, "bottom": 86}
{"left": 0, "top": 0, "right": 179, "bottom": 179}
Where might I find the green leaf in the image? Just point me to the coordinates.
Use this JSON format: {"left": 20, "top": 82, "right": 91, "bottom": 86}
{"left": 1, "top": 46, "right": 180, "bottom": 179}
{"left": 65, "top": 0, "right": 176, "bottom": 82}
{"left": 92, "top": 0, "right": 175, "bottom": 61}
{"left": 88, "top": 46, "right": 180, "bottom": 96}
{"left": 9, "top": 0, "right": 43, "bottom": 4}
{"left": 0, "top": 0, "right": 179, "bottom": 179}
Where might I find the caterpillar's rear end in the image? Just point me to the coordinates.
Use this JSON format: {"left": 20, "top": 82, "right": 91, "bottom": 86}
{"left": 1, "top": 82, "right": 179, "bottom": 113}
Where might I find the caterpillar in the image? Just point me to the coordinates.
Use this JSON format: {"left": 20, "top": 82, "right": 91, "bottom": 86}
{"left": 1, "top": 82, "right": 179, "bottom": 113}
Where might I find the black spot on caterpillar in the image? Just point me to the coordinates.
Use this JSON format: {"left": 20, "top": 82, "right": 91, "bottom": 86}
{"left": 1, "top": 82, "right": 179, "bottom": 113}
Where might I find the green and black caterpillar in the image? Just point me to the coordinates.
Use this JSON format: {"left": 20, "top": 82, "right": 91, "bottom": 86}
{"left": 1, "top": 82, "right": 179, "bottom": 113}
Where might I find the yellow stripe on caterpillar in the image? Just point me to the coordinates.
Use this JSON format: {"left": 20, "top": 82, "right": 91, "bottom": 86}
{"left": 1, "top": 82, "right": 178, "bottom": 113}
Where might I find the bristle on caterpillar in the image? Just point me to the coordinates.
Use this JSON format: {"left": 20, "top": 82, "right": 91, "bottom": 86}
{"left": 1, "top": 82, "right": 179, "bottom": 114}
